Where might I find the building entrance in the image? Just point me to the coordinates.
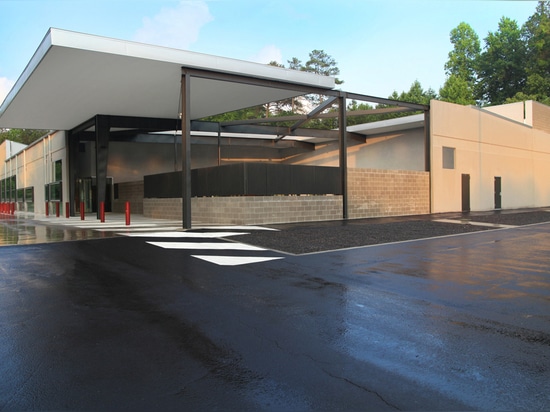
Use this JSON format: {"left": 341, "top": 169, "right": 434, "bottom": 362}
{"left": 75, "top": 177, "right": 112, "bottom": 213}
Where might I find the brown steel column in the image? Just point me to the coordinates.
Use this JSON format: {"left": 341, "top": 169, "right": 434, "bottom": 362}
{"left": 181, "top": 71, "right": 192, "bottom": 229}
{"left": 339, "top": 94, "right": 348, "bottom": 219}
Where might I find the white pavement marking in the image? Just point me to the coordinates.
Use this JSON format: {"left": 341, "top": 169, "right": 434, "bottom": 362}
{"left": 433, "top": 219, "right": 517, "bottom": 229}
{"left": 146, "top": 241, "right": 266, "bottom": 251}
{"left": 119, "top": 231, "right": 249, "bottom": 238}
{"left": 191, "top": 255, "right": 284, "bottom": 266}
{"left": 192, "top": 225, "right": 279, "bottom": 231}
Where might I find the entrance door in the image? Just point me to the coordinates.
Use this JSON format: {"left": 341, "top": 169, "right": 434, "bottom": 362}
{"left": 494, "top": 176, "right": 502, "bottom": 209}
{"left": 461, "top": 174, "right": 470, "bottom": 212}
{"left": 75, "top": 177, "right": 113, "bottom": 213}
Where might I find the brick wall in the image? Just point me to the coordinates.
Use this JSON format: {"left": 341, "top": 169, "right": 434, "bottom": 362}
{"left": 348, "top": 168, "right": 430, "bottom": 218}
{"left": 112, "top": 181, "right": 144, "bottom": 214}
{"left": 144, "top": 195, "right": 342, "bottom": 225}
{"left": 142, "top": 168, "right": 430, "bottom": 224}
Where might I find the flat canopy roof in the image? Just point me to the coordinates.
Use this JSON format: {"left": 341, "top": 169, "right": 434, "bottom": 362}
{"left": 0, "top": 28, "right": 335, "bottom": 130}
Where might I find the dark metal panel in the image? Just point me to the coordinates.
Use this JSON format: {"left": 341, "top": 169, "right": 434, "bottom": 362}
{"left": 246, "top": 163, "right": 267, "bottom": 196}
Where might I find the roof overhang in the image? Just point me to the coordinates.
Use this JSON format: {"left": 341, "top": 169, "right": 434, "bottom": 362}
{"left": 347, "top": 113, "right": 425, "bottom": 136}
{"left": 0, "top": 28, "right": 335, "bottom": 130}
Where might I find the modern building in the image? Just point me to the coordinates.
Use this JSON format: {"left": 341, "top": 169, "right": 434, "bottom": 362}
{"left": 1, "top": 28, "right": 549, "bottom": 227}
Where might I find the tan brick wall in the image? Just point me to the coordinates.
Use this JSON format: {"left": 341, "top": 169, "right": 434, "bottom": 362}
{"left": 532, "top": 101, "right": 550, "bottom": 134}
{"left": 347, "top": 168, "right": 430, "bottom": 219}
{"left": 142, "top": 167, "right": 430, "bottom": 224}
{"left": 144, "top": 196, "right": 342, "bottom": 225}
{"left": 112, "top": 181, "right": 144, "bottom": 214}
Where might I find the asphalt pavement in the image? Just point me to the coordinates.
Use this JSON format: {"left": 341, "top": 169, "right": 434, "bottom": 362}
{"left": 0, "top": 208, "right": 549, "bottom": 410}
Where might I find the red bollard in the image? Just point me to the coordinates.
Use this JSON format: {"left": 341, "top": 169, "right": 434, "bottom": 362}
{"left": 80, "top": 202, "right": 85, "bottom": 221}
{"left": 45, "top": 202, "right": 49, "bottom": 217}
{"left": 55, "top": 202, "right": 60, "bottom": 217}
{"left": 100, "top": 201, "right": 105, "bottom": 223}
{"left": 125, "top": 201, "right": 130, "bottom": 226}
{"left": 65, "top": 202, "right": 70, "bottom": 218}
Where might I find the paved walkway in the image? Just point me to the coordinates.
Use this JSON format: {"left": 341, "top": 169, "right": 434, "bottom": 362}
{"left": 1, "top": 207, "right": 550, "bottom": 251}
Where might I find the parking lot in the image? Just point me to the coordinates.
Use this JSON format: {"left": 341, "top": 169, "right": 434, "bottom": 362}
{"left": 0, "top": 210, "right": 549, "bottom": 410}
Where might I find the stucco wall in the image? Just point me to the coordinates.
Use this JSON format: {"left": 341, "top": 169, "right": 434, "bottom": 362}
{"left": 282, "top": 129, "right": 425, "bottom": 171}
{"left": 430, "top": 100, "right": 550, "bottom": 213}
{"left": 0, "top": 132, "right": 66, "bottom": 215}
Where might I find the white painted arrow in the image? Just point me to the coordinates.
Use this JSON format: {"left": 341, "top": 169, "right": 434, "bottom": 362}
{"left": 191, "top": 255, "right": 284, "bottom": 266}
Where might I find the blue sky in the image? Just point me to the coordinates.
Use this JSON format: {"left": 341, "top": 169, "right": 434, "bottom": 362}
{"left": 0, "top": 0, "right": 539, "bottom": 105}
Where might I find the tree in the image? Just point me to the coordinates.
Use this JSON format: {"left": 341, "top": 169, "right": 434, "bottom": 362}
{"left": 0, "top": 128, "right": 49, "bottom": 146}
{"left": 302, "top": 50, "right": 343, "bottom": 85}
{"left": 521, "top": 1, "right": 550, "bottom": 101}
{"left": 374, "top": 80, "right": 436, "bottom": 121}
{"left": 439, "top": 74, "right": 477, "bottom": 105}
{"left": 477, "top": 17, "right": 527, "bottom": 105}
{"left": 444, "top": 22, "right": 481, "bottom": 84}
{"left": 440, "top": 22, "right": 480, "bottom": 105}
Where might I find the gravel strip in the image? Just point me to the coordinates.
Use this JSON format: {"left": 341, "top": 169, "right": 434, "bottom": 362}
{"left": 237, "top": 209, "right": 550, "bottom": 254}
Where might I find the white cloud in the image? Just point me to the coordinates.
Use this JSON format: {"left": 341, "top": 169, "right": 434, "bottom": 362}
{"left": 250, "top": 45, "right": 283, "bottom": 65}
{"left": 0, "top": 77, "right": 15, "bottom": 105}
{"left": 133, "top": 1, "right": 213, "bottom": 49}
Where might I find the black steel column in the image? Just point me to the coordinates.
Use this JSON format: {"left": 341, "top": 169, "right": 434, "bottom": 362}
{"left": 66, "top": 130, "right": 79, "bottom": 216}
{"left": 181, "top": 71, "right": 192, "bottom": 229}
{"left": 95, "top": 115, "right": 110, "bottom": 219}
{"left": 339, "top": 94, "right": 348, "bottom": 219}
{"left": 424, "top": 110, "right": 431, "bottom": 173}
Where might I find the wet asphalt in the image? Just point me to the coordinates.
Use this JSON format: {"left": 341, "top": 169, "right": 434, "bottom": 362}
{"left": 0, "top": 209, "right": 549, "bottom": 410}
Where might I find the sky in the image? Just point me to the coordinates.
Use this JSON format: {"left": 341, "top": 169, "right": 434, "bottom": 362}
{"left": 0, "top": 0, "right": 540, "bottom": 105}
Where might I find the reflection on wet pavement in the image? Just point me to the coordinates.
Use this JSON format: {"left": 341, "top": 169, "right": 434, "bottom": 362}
{"left": 0, "top": 213, "right": 183, "bottom": 246}
{"left": 0, "top": 215, "right": 113, "bottom": 246}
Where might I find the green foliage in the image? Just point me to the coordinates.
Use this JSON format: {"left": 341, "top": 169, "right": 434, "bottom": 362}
{"left": 439, "top": 74, "right": 477, "bottom": 106}
{"left": 442, "top": 1, "right": 550, "bottom": 106}
{"left": 0, "top": 129, "right": 48, "bottom": 146}
{"left": 444, "top": 22, "right": 481, "bottom": 84}
{"left": 477, "top": 17, "right": 527, "bottom": 105}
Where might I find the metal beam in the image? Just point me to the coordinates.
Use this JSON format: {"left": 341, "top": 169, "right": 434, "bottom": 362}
{"left": 339, "top": 94, "right": 348, "bottom": 220}
{"left": 344, "top": 92, "right": 429, "bottom": 111}
{"left": 181, "top": 71, "right": 192, "bottom": 229}
{"left": 276, "top": 96, "right": 338, "bottom": 141}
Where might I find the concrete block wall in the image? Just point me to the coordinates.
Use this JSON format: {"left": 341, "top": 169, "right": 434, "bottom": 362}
{"left": 144, "top": 195, "right": 343, "bottom": 225}
{"left": 348, "top": 168, "right": 430, "bottom": 218}
{"left": 112, "top": 181, "right": 144, "bottom": 214}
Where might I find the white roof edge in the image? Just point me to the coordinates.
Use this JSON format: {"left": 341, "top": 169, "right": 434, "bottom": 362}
{"left": 0, "top": 28, "right": 54, "bottom": 119}
{"left": 347, "top": 113, "right": 425, "bottom": 134}
{"left": 49, "top": 28, "right": 335, "bottom": 89}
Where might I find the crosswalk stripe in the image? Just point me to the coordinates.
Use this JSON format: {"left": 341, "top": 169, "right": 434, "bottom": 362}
{"left": 191, "top": 255, "right": 284, "bottom": 266}
{"left": 119, "top": 231, "right": 248, "bottom": 238}
{"left": 146, "top": 241, "right": 266, "bottom": 251}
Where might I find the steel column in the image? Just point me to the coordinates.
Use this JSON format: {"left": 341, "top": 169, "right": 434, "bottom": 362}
{"left": 339, "top": 94, "right": 348, "bottom": 220}
{"left": 424, "top": 110, "right": 431, "bottom": 173}
{"left": 66, "top": 130, "right": 79, "bottom": 216}
{"left": 95, "top": 115, "right": 110, "bottom": 220}
{"left": 181, "top": 72, "right": 192, "bottom": 229}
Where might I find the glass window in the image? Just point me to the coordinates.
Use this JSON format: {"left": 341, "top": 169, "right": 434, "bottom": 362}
{"left": 442, "top": 147, "right": 455, "bottom": 169}
{"left": 54, "top": 160, "right": 62, "bottom": 182}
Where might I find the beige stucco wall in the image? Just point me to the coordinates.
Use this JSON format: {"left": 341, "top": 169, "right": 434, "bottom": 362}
{"left": 430, "top": 100, "right": 550, "bottom": 213}
{"left": 0, "top": 132, "right": 67, "bottom": 215}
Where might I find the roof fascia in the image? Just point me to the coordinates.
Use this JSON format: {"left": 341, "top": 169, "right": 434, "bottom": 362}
{"left": 0, "top": 28, "right": 54, "bottom": 119}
